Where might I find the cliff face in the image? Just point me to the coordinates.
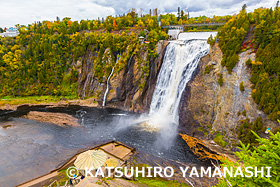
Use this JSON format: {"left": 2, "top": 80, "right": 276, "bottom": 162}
{"left": 77, "top": 41, "right": 169, "bottom": 113}
{"left": 179, "top": 43, "right": 278, "bottom": 146}
{"left": 77, "top": 39, "right": 277, "bottom": 148}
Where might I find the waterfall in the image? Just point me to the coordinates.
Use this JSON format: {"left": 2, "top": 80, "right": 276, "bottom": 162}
{"left": 147, "top": 38, "right": 211, "bottom": 149}
{"left": 149, "top": 40, "right": 209, "bottom": 124}
{"left": 102, "top": 56, "right": 120, "bottom": 107}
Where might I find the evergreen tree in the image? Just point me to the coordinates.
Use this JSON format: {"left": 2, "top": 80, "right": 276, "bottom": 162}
{"left": 177, "top": 7, "right": 181, "bottom": 20}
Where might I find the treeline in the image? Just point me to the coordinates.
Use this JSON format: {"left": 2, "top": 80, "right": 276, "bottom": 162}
{"left": 213, "top": 2, "right": 280, "bottom": 121}
{"left": 0, "top": 12, "right": 168, "bottom": 97}
{"left": 0, "top": 9, "right": 231, "bottom": 98}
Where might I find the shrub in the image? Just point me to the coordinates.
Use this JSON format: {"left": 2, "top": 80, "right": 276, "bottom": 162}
{"left": 214, "top": 133, "right": 228, "bottom": 147}
{"left": 251, "top": 117, "right": 263, "bottom": 131}
{"left": 207, "top": 34, "right": 216, "bottom": 46}
{"left": 218, "top": 74, "right": 223, "bottom": 86}
{"left": 217, "top": 131, "right": 280, "bottom": 187}
{"left": 239, "top": 81, "right": 245, "bottom": 92}
{"left": 204, "top": 65, "right": 213, "bottom": 74}
{"left": 274, "top": 128, "right": 280, "bottom": 134}
{"left": 242, "top": 110, "right": 247, "bottom": 116}
{"left": 245, "top": 58, "right": 252, "bottom": 65}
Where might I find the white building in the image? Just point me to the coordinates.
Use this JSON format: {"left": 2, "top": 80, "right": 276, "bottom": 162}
{"left": 0, "top": 27, "right": 19, "bottom": 37}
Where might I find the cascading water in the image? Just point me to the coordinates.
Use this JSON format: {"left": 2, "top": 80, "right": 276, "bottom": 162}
{"left": 102, "top": 56, "right": 120, "bottom": 107}
{"left": 147, "top": 35, "right": 212, "bottom": 149}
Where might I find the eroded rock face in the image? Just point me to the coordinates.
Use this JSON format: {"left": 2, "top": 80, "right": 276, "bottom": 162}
{"left": 77, "top": 41, "right": 169, "bottom": 113}
{"left": 179, "top": 43, "right": 278, "bottom": 146}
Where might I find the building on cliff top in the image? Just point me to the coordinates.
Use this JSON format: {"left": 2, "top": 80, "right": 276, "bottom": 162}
{"left": 0, "top": 27, "right": 19, "bottom": 37}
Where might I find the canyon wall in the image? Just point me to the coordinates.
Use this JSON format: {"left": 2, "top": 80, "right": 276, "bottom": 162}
{"left": 179, "top": 43, "right": 278, "bottom": 147}
{"left": 77, "top": 41, "right": 169, "bottom": 113}
{"left": 77, "top": 39, "right": 278, "bottom": 148}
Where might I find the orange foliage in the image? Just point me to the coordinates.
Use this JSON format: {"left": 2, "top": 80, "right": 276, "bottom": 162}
{"left": 113, "top": 20, "right": 117, "bottom": 30}
{"left": 180, "top": 134, "right": 223, "bottom": 161}
{"left": 67, "top": 21, "right": 73, "bottom": 26}
{"left": 46, "top": 21, "right": 52, "bottom": 29}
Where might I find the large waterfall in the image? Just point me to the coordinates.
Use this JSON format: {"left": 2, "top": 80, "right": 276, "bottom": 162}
{"left": 147, "top": 33, "right": 214, "bottom": 149}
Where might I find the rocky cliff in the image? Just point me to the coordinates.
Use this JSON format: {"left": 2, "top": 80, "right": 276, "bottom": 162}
{"left": 77, "top": 41, "right": 169, "bottom": 113}
{"left": 179, "top": 43, "right": 278, "bottom": 148}
{"left": 77, "top": 39, "right": 278, "bottom": 149}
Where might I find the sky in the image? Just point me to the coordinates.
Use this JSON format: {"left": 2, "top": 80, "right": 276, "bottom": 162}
{"left": 0, "top": 0, "right": 277, "bottom": 27}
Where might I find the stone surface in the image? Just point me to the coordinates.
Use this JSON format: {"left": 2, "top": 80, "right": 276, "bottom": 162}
{"left": 24, "top": 111, "right": 80, "bottom": 127}
{"left": 77, "top": 40, "right": 169, "bottom": 113}
{"left": 179, "top": 43, "right": 278, "bottom": 147}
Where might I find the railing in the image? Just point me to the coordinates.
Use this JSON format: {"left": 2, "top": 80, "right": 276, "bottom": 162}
{"left": 162, "top": 22, "right": 226, "bottom": 29}
{"left": 48, "top": 180, "right": 59, "bottom": 187}
{"left": 48, "top": 180, "right": 69, "bottom": 187}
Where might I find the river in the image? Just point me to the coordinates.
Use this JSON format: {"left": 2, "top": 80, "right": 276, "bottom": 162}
{"left": 0, "top": 32, "right": 216, "bottom": 186}
{"left": 0, "top": 106, "right": 200, "bottom": 186}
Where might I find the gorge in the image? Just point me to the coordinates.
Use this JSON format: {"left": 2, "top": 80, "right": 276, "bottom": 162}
{"left": 0, "top": 32, "right": 216, "bottom": 186}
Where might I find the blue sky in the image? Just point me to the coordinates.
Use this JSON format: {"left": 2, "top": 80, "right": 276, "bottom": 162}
{"left": 0, "top": 0, "right": 277, "bottom": 27}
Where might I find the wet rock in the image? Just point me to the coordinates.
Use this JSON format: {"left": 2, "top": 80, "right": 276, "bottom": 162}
{"left": 179, "top": 43, "right": 278, "bottom": 149}
{"left": 23, "top": 111, "right": 80, "bottom": 127}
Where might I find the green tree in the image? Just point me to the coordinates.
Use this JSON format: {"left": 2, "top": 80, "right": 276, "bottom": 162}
{"left": 177, "top": 7, "right": 181, "bottom": 20}
{"left": 242, "top": 4, "right": 247, "bottom": 12}
{"left": 216, "top": 131, "right": 280, "bottom": 187}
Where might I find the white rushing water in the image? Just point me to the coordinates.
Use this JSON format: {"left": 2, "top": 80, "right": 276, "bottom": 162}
{"left": 102, "top": 55, "right": 121, "bottom": 106}
{"left": 102, "top": 56, "right": 120, "bottom": 107}
{"left": 147, "top": 32, "right": 214, "bottom": 149}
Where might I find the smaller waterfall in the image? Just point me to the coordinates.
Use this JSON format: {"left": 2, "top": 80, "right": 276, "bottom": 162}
{"left": 102, "top": 56, "right": 120, "bottom": 107}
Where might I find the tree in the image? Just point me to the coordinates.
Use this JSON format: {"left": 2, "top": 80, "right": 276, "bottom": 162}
{"left": 113, "top": 20, "right": 117, "bottom": 30}
{"left": 242, "top": 4, "right": 247, "bottom": 12}
{"left": 177, "top": 7, "right": 181, "bottom": 20}
{"left": 275, "top": 1, "right": 279, "bottom": 20}
{"left": 217, "top": 130, "right": 280, "bottom": 186}
{"left": 180, "top": 10, "right": 185, "bottom": 19}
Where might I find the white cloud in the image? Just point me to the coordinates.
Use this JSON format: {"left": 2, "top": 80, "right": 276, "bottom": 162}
{"left": 0, "top": 0, "right": 277, "bottom": 27}
{"left": 0, "top": 0, "right": 115, "bottom": 27}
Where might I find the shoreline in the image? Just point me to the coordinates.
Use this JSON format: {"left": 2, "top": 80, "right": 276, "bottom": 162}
{"left": 0, "top": 96, "right": 99, "bottom": 111}
{"left": 0, "top": 96, "right": 238, "bottom": 165}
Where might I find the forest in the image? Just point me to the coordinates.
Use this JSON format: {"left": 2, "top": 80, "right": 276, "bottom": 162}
{"left": 0, "top": 12, "right": 168, "bottom": 97}
{"left": 0, "top": 9, "right": 230, "bottom": 98}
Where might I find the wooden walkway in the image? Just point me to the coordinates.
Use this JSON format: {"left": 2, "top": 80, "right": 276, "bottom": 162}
{"left": 16, "top": 141, "right": 136, "bottom": 187}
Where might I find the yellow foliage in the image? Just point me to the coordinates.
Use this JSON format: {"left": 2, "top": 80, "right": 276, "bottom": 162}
{"left": 251, "top": 60, "right": 263, "bottom": 65}
{"left": 137, "top": 20, "right": 145, "bottom": 27}
{"left": 10, "top": 45, "right": 19, "bottom": 52}
{"left": 180, "top": 134, "right": 223, "bottom": 161}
